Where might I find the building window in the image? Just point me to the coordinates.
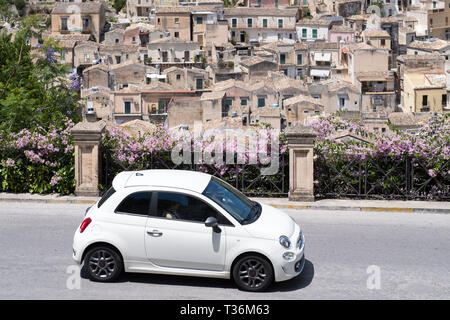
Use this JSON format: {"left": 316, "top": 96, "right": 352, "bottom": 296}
{"left": 247, "top": 18, "right": 252, "bottom": 28}
{"left": 226, "top": 98, "right": 233, "bottom": 107}
{"left": 257, "top": 97, "right": 265, "bottom": 108}
{"left": 297, "top": 53, "right": 302, "bottom": 65}
{"left": 158, "top": 99, "right": 169, "bottom": 114}
{"left": 175, "top": 17, "right": 179, "bottom": 24}
{"left": 381, "top": 39, "right": 386, "bottom": 46}
{"left": 176, "top": 74, "right": 181, "bottom": 80}
{"left": 82, "top": 17, "right": 89, "bottom": 30}
{"left": 115, "top": 39, "right": 119, "bottom": 44}
{"left": 196, "top": 17, "right": 203, "bottom": 25}
{"left": 442, "top": 94, "right": 447, "bottom": 107}
{"left": 174, "top": 32, "right": 179, "bottom": 38}
{"left": 132, "top": 36, "right": 136, "bottom": 42}
{"left": 263, "top": 19, "right": 268, "bottom": 28}
{"left": 232, "top": 18, "right": 237, "bottom": 28}
{"left": 124, "top": 101, "right": 131, "bottom": 114}
{"left": 302, "top": 28, "right": 307, "bottom": 38}
{"left": 241, "top": 98, "right": 247, "bottom": 106}
{"left": 61, "top": 17, "right": 68, "bottom": 31}
{"left": 339, "top": 97, "right": 346, "bottom": 110}
{"left": 312, "top": 29, "right": 318, "bottom": 38}
{"left": 422, "top": 95, "right": 428, "bottom": 106}
{"left": 196, "top": 78, "right": 203, "bottom": 90}
{"left": 280, "top": 53, "right": 286, "bottom": 64}
{"left": 278, "top": 19, "right": 283, "bottom": 29}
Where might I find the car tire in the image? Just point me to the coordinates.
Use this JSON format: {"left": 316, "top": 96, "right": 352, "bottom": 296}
{"left": 84, "top": 246, "right": 123, "bottom": 282}
{"left": 232, "top": 255, "right": 274, "bottom": 292}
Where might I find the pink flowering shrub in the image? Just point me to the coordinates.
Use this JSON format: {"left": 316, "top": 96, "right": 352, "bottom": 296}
{"left": 101, "top": 124, "right": 289, "bottom": 196}
{"left": 309, "top": 113, "right": 450, "bottom": 200}
{"left": 0, "top": 119, "right": 75, "bottom": 194}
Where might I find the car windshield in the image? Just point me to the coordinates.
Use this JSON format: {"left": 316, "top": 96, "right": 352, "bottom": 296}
{"left": 202, "top": 176, "right": 261, "bottom": 225}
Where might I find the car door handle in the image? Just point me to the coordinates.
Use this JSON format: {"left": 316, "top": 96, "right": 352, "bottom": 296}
{"left": 147, "top": 230, "right": 163, "bottom": 237}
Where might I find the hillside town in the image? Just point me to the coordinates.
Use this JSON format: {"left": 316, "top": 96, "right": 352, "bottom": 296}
{"left": 2, "top": 0, "right": 450, "bottom": 134}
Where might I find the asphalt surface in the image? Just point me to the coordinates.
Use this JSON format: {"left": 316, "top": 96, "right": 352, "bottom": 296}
{"left": 0, "top": 202, "right": 449, "bottom": 300}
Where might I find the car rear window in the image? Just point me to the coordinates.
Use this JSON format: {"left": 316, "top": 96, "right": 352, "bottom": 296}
{"left": 97, "top": 187, "right": 116, "bottom": 208}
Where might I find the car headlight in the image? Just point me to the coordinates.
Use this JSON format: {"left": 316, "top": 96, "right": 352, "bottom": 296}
{"left": 279, "top": 235, "right": 291, "bottom": 249}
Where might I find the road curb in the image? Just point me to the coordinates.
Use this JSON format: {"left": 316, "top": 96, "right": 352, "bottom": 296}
{"left": 0, "top": 195, "right": 449, "bottom": 214}
{"left": 267, "top": 204, "right": 450, "bottom": 214}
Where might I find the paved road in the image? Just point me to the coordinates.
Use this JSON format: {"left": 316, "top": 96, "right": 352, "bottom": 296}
{"left": 0, "top": 202, "right": 449, "bottom": 299}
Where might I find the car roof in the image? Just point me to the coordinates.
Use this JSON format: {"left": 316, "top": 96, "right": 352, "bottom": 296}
{"left": 112, "top": 169, "right": 212, "bottom": 194}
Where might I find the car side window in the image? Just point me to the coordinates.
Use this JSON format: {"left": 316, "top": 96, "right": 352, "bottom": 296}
{"left": 115, "top": 191, "right": 152, "bottom": 216}
{"left": 155, "top": 192, "right": 233, "bottom": 225}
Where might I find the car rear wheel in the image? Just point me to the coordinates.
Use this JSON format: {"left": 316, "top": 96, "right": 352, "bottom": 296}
{"left": 84, "top": 246, "right": 123, "bottom": 282}
{"left": 232, "top": 255, "right": 274, "bottom": 292}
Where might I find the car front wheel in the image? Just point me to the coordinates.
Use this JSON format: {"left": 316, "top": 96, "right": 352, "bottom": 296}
{"left": 232, "top": 255, "right": 274, "bottom": 292}
{"left": 84, "top": 246, "right": 123, "bottom": 282}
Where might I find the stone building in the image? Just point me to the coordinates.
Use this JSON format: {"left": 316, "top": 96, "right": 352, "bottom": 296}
{"left": 239, "top": 56, "right": 278, "bottom": 82}
{"left": 307, "top": 42, "right": 339, "bottom": 81}
{"left": 51, "top": 2, "right": 106, "bottom": 42}
{"left": 328, "top": 24, "right": 355, "bottom": 43}
{"left": 296, "top": 18, "right": 332, "bottom": 42}
{"left": 73, "top": 40, "right": 101, "bottom": 73}
{"left": 284, "top": 94, "right": 325, "bottom": 125}
{"left": 163, "top": 67, "right": 210, "bottom": 90}
{"left": 143, "top": 37, "right": 202, "bottom": 70}
{"left": 154, "top": 6, "right": 192, "bottom": 42}
{"left": 224, "top": 7, "right": 299, "bottom": 44}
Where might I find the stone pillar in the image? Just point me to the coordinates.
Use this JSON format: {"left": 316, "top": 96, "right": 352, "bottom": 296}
{"left": 286, "top": 124, "right": 317, "bottom": 202}
{"left": 71, "top": 121, "right": 106, "bottom": 196}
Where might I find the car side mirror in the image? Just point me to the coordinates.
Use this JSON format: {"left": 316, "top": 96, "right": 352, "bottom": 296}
{"left": 205, "top": 216, "right": 221, "bottom": 233}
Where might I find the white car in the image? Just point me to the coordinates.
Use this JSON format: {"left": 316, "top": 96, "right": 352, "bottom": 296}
{"left": 72, "top": 170, "right": 305, "bottom": 291}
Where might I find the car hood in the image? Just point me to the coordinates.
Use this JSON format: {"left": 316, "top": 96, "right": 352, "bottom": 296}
{"left": 242, "top": 203, "right": 296, "bottom": 240}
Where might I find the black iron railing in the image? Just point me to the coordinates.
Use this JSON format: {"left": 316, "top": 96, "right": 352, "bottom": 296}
{"left": 314, "top": 153, "right": 450, "bottom": 200}
{"left": 100, "top": 148, "right": 289, "bottom": 197}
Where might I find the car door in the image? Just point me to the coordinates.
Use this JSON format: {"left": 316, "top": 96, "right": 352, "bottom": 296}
{"left": 144, "top": 191, "right": 230, "bottom": 271}
{"left": 102, "top": 190, "right": 152, "bottom": 263}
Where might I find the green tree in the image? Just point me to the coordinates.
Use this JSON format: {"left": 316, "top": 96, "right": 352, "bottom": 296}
{"left": 0, "top": 16, "right": 81, "bottom": 133}
{"left": 13, "top": 0, "right": 26, "bottom": 14}
{"left": 0, "top": 0, "right": 17, "bottom": 22}
{"left": 113, "top": 0, "right": 126, "bottom": 13}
